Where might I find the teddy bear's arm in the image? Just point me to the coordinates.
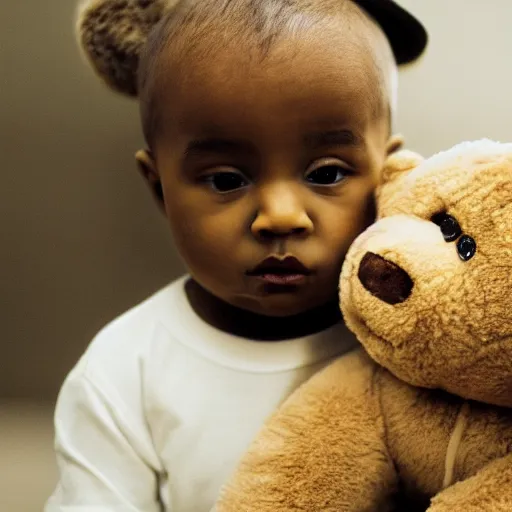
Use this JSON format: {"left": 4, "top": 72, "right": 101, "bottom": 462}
{"left": 215, "top": 349, "right": 399, "bottom": 512}
{"left": 427, "top": 452, "right": 512, "bottom": 512}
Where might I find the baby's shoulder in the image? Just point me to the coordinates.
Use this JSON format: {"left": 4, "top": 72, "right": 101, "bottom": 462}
{"left": 77, "top": 278, "right": 186, "bottom": 386}
{"left": 54, "top": 278, "right": 191, "bottom": 436}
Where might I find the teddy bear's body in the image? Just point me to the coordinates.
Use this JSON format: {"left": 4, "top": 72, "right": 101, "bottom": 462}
{"left": 215, "top": 140, "right": 512, "bottom": 512}
{"left": 216, "top": 349, "right": 512, "bottom": 511}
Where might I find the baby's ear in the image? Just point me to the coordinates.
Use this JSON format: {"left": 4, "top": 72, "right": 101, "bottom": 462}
{"left": 76, "top": 0, "right": 171, "bottom": 96}
{"left": 135, "top": 149, "right": 166, "bottom": 212}
{"left": 376, "top": 148, "right": 424, "bottom": 214}
{"left": 386, "top": 133, "right": 405, "bottom": 155}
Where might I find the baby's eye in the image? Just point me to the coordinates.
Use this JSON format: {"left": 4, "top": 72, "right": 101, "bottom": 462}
{"left": 305, "top": 158, "right": 353, "bottom": 186}
{"left": 203, "top": 170, "right": 249, "bottom": 193}
{"left": 431, "top": 212, "right": 462, "bottom": 242}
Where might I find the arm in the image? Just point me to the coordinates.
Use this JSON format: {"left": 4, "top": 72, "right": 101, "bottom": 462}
{"left": 45, "top": 361, "right": 164, "bottom": 512}
{"left": 428, "top": 453, "right": 512, "bottom": 512}
{"left": 216, "top": 350, "right": 398, "bottom": 512}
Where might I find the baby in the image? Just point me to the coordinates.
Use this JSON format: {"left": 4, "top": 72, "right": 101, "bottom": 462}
{"left": 46, "top": 0, "right": 427, "bottom": 510}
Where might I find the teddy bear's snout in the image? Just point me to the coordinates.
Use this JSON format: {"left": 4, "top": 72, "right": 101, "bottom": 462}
{"left": 358, "top": 252, "right": 414, "bottom": 305}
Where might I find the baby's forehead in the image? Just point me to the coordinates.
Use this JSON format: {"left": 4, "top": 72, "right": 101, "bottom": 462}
{"left": 146, "top": 0, "right": 386, "bottom": 76}
{"left": 162, "top": 17, "right": 386, "bottom": 97}
{"left": 140, "top": 0, "right": 392, "bottom": 144}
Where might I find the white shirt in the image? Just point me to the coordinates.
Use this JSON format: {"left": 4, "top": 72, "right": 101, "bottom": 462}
{"left": 46, "top": 275, "right": 358, "bottom": 512}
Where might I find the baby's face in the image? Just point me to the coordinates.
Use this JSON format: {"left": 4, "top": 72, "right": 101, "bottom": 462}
{"left": 143, "top": 29, "right": 393, "bottom": 317}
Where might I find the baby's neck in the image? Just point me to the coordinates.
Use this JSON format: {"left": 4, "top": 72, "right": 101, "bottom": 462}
{"left": 185, "top": 278, "right": 341, "bottom": 341}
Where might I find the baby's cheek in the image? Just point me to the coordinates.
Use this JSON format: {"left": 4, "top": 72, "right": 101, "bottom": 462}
{"left": 323, "top": 201, "right": 373, "bottom": 254}
{"left": 171, "top": 214, "right": 242, "bottom": 271}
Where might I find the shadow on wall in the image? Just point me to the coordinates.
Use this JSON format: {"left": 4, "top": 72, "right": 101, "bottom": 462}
{"left": 2, "top": 1, "right": 184, "bottom": 403}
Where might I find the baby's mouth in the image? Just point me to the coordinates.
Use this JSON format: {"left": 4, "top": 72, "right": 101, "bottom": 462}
{"left": 246, "top": 256, "right": 312, "bottom": 286}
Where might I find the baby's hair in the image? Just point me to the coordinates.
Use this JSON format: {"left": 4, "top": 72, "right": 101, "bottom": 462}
{"left": 77, "top": 0, "right": 398, "bottom": 146}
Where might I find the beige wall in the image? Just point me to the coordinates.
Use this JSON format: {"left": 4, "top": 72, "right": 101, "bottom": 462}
{"left": 2, "top": 0, "right": 512, "bottom": 402}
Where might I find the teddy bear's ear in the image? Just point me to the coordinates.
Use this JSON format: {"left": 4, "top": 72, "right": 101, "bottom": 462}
{"left": 76, "top": 0, "right": 173, "bottom": 96}
{"left": 375, "top": 148, "right": 424, "bottom": 213}
{"left": 381, "top": 148, "right": 424, "bottom": 185}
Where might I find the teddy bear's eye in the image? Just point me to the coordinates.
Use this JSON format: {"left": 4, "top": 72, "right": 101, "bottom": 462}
{"left": 457, "top": 235, "right": 477, "bottom": 261}
{"left": 431, "top": 212, "right": 462, "bottom": 242}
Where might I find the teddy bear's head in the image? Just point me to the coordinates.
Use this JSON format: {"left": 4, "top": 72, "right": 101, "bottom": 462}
{"left": 340, "top": 140, "right": 512, "bottom": 407}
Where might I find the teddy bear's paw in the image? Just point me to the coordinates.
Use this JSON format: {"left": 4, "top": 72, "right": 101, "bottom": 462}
{"left": 427, "top": 500, "right": 512, "bottom": 512}
{"left": 427, "top": 464, "right": 512, "bottom": 512}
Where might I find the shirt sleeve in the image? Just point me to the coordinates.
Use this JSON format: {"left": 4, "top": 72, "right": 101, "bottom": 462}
{"left": 45, "top": 361, "right": 164, "bottom": 512}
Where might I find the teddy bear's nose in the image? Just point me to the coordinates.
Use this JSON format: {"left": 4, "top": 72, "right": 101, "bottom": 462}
{"left": 357, "top": 252, "right": 414, "bottom": 305}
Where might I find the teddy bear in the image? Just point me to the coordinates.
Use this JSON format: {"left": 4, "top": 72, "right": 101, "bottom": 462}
{"left": 214, "top": 139, "right": 512, "bottom": 512}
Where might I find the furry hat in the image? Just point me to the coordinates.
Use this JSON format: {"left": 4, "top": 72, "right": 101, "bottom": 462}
{"left": 76, "top": 0, "right": 427, "bottom": 98}
{"left": 76, "top": 0, "right": 175, "bottom": 96}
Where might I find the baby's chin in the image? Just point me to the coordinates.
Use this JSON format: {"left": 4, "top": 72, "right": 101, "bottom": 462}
{"left": 231, "top": 291, "right": 338, "bottom": 319}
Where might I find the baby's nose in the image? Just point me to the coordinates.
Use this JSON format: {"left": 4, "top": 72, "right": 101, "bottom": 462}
{"left": 357, "top": 252, "right": 414, "bottom": 305}
{"left": 251, "top": 189, "right": 313, "bottom": 239}
{"left": 252, "top": 212, "right": 312, "bottom": 239}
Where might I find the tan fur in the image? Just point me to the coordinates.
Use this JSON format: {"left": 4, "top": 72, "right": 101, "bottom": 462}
{"left": 216, "top": 140, "right": 512, "bottom": 511}
{"left": 217, "top": 351, "right": 399, "bottom": 512}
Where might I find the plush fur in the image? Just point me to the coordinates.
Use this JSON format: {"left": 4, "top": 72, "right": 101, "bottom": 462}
{"left": 215, "top": 140, "right": 512, "bottom": 512}
{"left": 76, "top": 0, "right": 173, "bottom": 95}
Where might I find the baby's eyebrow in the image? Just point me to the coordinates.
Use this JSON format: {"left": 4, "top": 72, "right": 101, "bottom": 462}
{"left": 184, "top": 138, "right": 252, "bottom": 157}
{"left": 303, "top": 129, "right": 362, "bottom": 149}
{"left": 183, "top": 130, "right": 362, "bottom": 158}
